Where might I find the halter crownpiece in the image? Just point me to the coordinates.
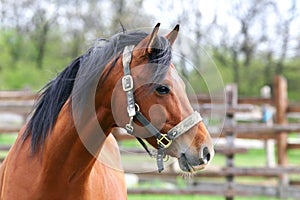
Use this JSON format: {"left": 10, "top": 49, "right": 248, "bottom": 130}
{"left": 121, "top": 45, "right": 203, "bottom": 172}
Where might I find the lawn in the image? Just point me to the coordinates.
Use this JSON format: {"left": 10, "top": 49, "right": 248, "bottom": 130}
{"left": 128, "top": 194, "right": 279, "bottom": 200}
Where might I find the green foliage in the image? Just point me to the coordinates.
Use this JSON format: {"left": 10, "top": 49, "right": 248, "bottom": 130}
{"left": 0, "top": 29, "right": 71, "bottom": 90}
{"left": 1, "top": 64, "right": 46, "bottom": 90}
{"left": 1, "top": 24, "right": 300, "bottom": 101}
{"left": 210, "top": 47, "right": 300, "bottom": 100}
{"left": 282, "top": 58, "right": 300, "bottom": 101}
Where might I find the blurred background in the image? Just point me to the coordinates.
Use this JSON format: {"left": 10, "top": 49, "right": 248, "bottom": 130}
{"left": 1, "top": 0, "right": 300, "bottom": 200}
{"left": 0, "top": 0, "right": 300, "bottom": 99}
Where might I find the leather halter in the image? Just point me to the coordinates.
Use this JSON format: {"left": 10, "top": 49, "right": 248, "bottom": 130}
{"left": 121, "top": 45, "right": 203, "bottom": 172}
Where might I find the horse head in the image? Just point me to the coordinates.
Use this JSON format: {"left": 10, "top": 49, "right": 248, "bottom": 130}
{"left": 112, "top": 23, "right": 214, "bottom": 172}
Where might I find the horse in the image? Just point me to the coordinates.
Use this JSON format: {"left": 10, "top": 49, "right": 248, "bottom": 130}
{"left": 0, "top": 23, "right": 214, "bottom": 199}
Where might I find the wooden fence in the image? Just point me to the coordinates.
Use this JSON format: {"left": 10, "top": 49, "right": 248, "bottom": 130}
{"left": 0, "top": 75, "right": 300, "bottom": 199}
{"left": 124, "top": 76, "right": 300, "bottom": 199}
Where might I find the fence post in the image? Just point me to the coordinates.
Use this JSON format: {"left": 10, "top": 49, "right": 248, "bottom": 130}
{"left": 225, "top": 84, "right": 237, "bottom": 200}
{"left": 274, "top": 76, "right": 288, "bottom": 165}
{"left": 260, "top": 85, "right": 275, "bottom": 167}
{"left": 273, "top": 75, "right": 289, "bottom": 199}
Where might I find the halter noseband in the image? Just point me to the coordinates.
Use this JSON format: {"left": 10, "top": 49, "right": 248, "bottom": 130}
{"left": 121, "top": 45, "right": 203, "bottom": 172}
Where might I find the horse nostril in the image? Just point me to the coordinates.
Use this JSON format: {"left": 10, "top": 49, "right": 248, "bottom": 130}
{"left": 201, "top": 146, "right": 211, "bottom": 164}
{"left": 205, "top": 152, "right": 211, "bottom": 163}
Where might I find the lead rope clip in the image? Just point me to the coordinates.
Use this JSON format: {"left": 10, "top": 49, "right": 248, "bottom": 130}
{"left": 125, "top": 117, "right": 134, "bottom": 135}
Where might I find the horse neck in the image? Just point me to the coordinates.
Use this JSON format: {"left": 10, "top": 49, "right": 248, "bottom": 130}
{"left": 38, "top": 62, "right": 123, "bottom": 183}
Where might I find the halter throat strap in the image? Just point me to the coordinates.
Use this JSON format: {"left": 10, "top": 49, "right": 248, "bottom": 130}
{"left": 121, "top": 45, "right": 203, "bottom": 172}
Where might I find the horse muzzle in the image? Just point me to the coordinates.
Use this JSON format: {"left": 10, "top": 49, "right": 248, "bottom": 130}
{"left": 178, "top": 145, "right": 214, "bottom": 172}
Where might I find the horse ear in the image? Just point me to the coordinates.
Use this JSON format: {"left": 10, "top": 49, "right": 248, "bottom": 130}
{"left": 135, "top": 23, "right": 160, "bottom": 56}
{"left": 165, "top": 24, "right": 179, "bottom": 45}
{"left": 144, "top": 23, "right": 160, "bottom": 55}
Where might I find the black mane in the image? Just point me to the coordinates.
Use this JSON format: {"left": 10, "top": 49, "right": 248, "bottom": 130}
{"left": 23, "top": 30, "right": 172, "bottom": 154}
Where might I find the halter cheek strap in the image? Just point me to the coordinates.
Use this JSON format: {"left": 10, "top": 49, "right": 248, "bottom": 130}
{"left": 121, "top": 45, "right": 203, "bottom": 172}
{"left": 122, "top": 45, "right": 136, "bottom": 119}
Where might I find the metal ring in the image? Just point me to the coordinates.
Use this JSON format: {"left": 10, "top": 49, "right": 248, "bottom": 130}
{"left": 135, "top": 103, "right": 140, "bottom": 112}
{"left": 163, "top": 154, "right": 169, "bottom": 162}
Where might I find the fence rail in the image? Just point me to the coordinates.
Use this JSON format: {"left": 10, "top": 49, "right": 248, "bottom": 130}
{"left": 125, "top": 166, "right": 300, "bottom": 178}
{"left": 0, "top": 75, "right": 300, "bottom": 199}
{"left": 127, "top": 183, "right": 300, "bottom": 198}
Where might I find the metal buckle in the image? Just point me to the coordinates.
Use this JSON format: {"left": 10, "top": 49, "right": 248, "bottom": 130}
{"left": 122, "top": 75, "right": 133, "bottom": 92}
{"left": 157, "top": 134, "right": 172, "bottom": 149}
{"left": 127, "top": 104, "right": 136, "bottom": 118}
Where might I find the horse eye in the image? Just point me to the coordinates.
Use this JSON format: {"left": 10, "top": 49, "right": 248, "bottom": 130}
{"left": 155, "top": 85, "right": 170, "bottom": 95}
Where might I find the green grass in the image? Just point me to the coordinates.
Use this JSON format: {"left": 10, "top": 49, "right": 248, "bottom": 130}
{"left": 0, "top": 133, "right": 18, "bottom": 144}
{"left": 0, "top": 133, "right": 18, "bottom": 157}
{"left": 128, "top": 194, "right": 280, "bottom": 200}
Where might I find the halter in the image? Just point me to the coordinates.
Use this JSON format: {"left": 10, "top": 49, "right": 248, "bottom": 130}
{"left": 121, "top": 45, "right": 203, "bottom": 172}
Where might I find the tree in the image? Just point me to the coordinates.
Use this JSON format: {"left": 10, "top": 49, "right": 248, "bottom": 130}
{"left": 0, "top": 0, "right": 29, "bottom": 68}
{"left": 275, "top": 0, "right": 298, "bottom": 74}
{"left": 31, "top": 8, "right": 55, "bottom": 69}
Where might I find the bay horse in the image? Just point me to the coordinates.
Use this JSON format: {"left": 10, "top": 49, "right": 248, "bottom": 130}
{"left": 0, "top": 23, "right": 214, "bottom": 199}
